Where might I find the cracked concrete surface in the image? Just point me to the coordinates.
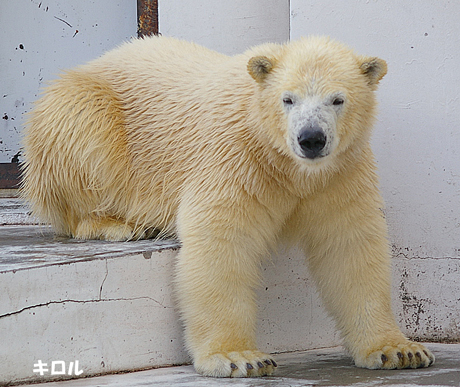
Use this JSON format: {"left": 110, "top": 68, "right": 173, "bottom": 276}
{"left": 0, "top": 296, "right": 173, "bottom": 320}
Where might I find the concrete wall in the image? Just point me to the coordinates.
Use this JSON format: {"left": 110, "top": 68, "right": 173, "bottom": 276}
{"left": 1, "top": 0, "right": 289, "bottom": 162}
{"left": 159, "top": 0, "right": 290, "bottom": 55}
{"left": 0, "top": 0, "right": 137, "bottom": 163}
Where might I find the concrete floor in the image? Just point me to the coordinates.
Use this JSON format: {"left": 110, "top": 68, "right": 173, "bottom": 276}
{"left": 20, "top": 343, "right": 460, "bottom": 387}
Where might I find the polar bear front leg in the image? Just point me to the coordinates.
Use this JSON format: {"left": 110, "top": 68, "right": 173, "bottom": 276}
{"left": 296, "top": 189, "right": 435, "bottom": 370}
{"left": 174, "top": 195, "right": 281, "bottom": 377}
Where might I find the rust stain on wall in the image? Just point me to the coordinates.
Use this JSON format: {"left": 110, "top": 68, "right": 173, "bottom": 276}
{"left": 137, "top": 0, "right": 159, "bottom": 38}
{"left": 394, "top": 249, "right": 460, "bottom": 344}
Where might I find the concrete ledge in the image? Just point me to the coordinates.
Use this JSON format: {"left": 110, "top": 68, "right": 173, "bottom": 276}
{"left": 0, "top": 225, "right": 180, "bottom": 271}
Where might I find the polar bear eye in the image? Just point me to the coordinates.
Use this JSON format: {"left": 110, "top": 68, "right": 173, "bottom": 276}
{"left": 332, "top": 97, "right": 344, "bottom": 106}
{"left": 283, "top": 97, "right": 294, "bottom": 106}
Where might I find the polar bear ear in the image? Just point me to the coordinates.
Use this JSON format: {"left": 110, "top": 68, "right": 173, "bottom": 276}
{"left": 248, "top": 56, "right": 275, "bottom": 83}
{"left": 359, "top": 57, "right": 388, "bottom": 86}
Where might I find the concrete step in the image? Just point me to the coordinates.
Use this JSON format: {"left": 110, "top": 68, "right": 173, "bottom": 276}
{"left": 16, "top": 343, "right": 460, "bottom": 387}
{"left": 1, "top": 224, "right": 186, "bottom": 385}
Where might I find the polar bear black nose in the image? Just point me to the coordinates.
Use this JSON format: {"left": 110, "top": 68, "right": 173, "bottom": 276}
{"left": 298, "top": 129, "right": 327, "bottom": 159}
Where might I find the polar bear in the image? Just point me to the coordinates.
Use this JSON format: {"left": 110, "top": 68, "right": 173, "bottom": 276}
{"left": 22, "top": 36, "right": 435, "bottom": 377}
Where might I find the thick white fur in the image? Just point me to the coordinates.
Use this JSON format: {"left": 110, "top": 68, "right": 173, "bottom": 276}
{"left": 22, "top": 36, "right": 434, "bottom": 377}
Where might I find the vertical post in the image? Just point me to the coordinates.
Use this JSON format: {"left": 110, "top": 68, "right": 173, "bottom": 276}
{"left": 137, "top": 0, "right": 159, "bottom": 38}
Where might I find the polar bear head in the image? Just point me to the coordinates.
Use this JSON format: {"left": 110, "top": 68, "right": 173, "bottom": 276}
{"left": 247, "top": 37, "right": 387, "bottom": 167}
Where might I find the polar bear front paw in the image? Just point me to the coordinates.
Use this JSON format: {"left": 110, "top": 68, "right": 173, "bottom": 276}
{"left": 194, "top": 350, "right": 277, "bottom": 377}
{"left": 355, "top": 341, "right": 435, "bottom": 369}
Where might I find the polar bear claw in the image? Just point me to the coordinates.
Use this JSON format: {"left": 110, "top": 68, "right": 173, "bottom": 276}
{"left": 356, "top": 342, "right": 435, "bottom": 370}
{"left": 195, "top": 351, "right": 277, "bottom": 378}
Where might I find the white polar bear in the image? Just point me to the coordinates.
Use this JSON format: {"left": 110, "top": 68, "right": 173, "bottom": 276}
{"left": 22, "top": 36, "right": 435, "bottom": 377}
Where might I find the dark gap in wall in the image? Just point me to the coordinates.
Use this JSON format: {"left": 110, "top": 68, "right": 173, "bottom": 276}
{"left": 0, "top": 162, "right": 20, "bottom": 189}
